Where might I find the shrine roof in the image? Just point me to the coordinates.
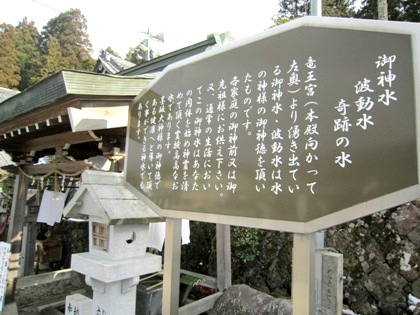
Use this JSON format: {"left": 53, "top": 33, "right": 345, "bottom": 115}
{"left": 0, "top": 70, "right": 154, "bottom": 124}
{"left": 63, "top": 170, "right": 163, "bottom": 225}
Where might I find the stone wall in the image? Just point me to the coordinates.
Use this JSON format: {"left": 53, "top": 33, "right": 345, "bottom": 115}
{"left": 183, "top": 201, "right": 420, "bottom": 314}
{"left": 326, "top": 201, "right": 420, "bottom": 314}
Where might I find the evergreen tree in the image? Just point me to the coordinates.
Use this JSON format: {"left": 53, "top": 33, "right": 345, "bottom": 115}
{"left": 324, "top": 0, "right": 357, "bottom": 17}
{"left": 274, "top": 0, "right": 356, "bottom": 23}
{"left": 357, "top": 0, "right": 419, "bottom": 21}
{"left": 0, "top": 23, "right": 20, "bottom": 89}
{"left": 125, "top": 33, "right": 163, "bottom": 65}
{"left": 277, "top": 0, "right": 311, "bottom": 19}
{"left": 15, "top": 18, "right": 42, "bottom": 90}
{"left": 40, "top": 36, "right": 62, "bottom": 79}
{"left": 39, "top": 8, "right": 94, "bottom": 77}
{"left": 105, "top": 46, "right": 120, "bottom": 58}
{"left": 398, "top": 0, "right": 420, "bottom": 21}
{"left": 125, "top": 43, "right": 161, "bottom": 65}
{"left": 125, "top": 46, "right": 145, "bottom": 65}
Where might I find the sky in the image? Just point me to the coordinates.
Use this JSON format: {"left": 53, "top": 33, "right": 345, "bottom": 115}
{"left": 0, "top": 0, "right": 279, "bottom": 57}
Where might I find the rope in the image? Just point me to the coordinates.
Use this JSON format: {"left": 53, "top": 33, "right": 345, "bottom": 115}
{"left": 17, "top": 164, "right": 91, "bottom": 181}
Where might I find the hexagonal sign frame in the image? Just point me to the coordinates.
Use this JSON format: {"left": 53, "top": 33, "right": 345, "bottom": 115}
{"left": 125, "top": 17, "right": 420, "bottom": 233}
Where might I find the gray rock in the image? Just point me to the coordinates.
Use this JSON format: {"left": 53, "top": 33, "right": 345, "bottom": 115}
{"left": 364, "top": 263, "right": 408, "bottom": 314}
{"left": 209, "top": 284, "right": 292, "bottom": 315}
{"left": 412, "top": 279, "right": 420, "bottom": 297}
{"left": 392, "top": 203, "right": 420, "bottom": 247}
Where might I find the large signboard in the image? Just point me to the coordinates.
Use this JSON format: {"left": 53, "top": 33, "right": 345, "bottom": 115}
{"left": 125, "top": 17, "right": 420, "bottom": 233}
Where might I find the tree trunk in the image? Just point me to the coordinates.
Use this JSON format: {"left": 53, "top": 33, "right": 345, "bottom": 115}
{"left": 378, "top": 0, "right": 388, "bottom": 20}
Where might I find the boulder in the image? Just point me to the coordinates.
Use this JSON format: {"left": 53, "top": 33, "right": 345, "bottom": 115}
{"left": 208, "top": 284, "right": 292, "bottom": 315}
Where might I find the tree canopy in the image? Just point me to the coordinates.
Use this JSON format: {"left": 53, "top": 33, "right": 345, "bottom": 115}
{"left": 356, "top": 0, "right": 420, "bottom": 21}
{"left": 125, "top": 36, "right": 161, "bottom": 65}
{"left": 15, "top": 18, "right": 41, "bottom": 90}
{"left": 0, "top": 2, "right": 418, "bottom": 91}
{"left": 274, "top": 0, "right": 419, "bottom": 23}
{"left": 274, "top": 0, "right": 357, "bottom": 24}
{"left": 0, "top": 23, "right": 20, "bottom": 89}
{"left": 39, "top": 8, "right": 95, "bottom": 78}
{"left": 0, "top": 8, "right": 95, "bottom": 91}
{"left": 104, "top": 46, "right": 120, "bottom": 58}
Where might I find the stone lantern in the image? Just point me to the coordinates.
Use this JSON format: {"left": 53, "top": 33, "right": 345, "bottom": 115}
{"left": 63, "top": 170, "right": 163, "bottom": 315}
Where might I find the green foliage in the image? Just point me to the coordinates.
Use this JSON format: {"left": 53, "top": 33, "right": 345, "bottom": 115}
{"left": 0, "top": 170, "right": 14, "bottom": 213}
{"left": 125, "top": 38, "right": 160, "bottom": 65}
{"left": 40, "top": 36, "right": 63, "bottom": 79}
{"left": 181, "top": 222, "right": 216, "bottom": 276}
{"left": 323, "top": 0, "right": 357, "bottom": 17}
{"left": 0, "top": 9, "right": 96, "bottom": 90}
{"left": 5, "top": 7, "right": 162, "bottom": 89}
{"left": 104, "top": 46, "right": 120, "bottom": 58}
{"left": 356, "top": 0, "right": 420, "bottom": 21}
{"left": 0, "top": 23, "right": 20, "bottom": 89}
{"left": 125, "top": 44, "right": 158, "bottom": 65}
{"left": 125, "top": 47, "right": 144, "bottom": 65}
{"left": 15, "top": 18, "right": 42, "bottom": 90}
{"left": 231, "top": 226, "right": 265, "bottom": 265}
{"left": 273, "top": 16, "right": 292, "bottom": 26}
{"left": 275, "top": 0, "right": 357, "bottom": 21}
{"left": 277, "top": 0, "right": 311, "bottom": 19}
{"left": 39, "top": 8, "right": 95, "bottom": 77}
{"left": 275, "top": 0, "right": 419, "bottom": 22}
{"left": 398, "top": 0, "right": 420, "bottom": 21}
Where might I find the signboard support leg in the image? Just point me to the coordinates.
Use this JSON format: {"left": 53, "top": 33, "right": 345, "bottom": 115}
{"left": 292, "top": 232, "right": 324, "bottom": 315}
{"left": 162, "top": 218, "right": 182, "bottom": 315}
{"left": 216, "top": 224, "right": 231, "bottom": 291}
{"left": 315, "top": 231, "right": 325, "bottom": 307}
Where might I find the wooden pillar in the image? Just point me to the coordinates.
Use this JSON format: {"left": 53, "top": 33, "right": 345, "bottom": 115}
{"left": 162, "top": 218, "right": 182, "bottom": 315}
{"left": 216, "top": 224, "right": 231, "bottom": 292}
{"left": 21, "top": 222, "right": 37, "bottom": 276}
{"left": 6, "top": 173, "right": 29, "bottom": 299}
{"left": 292, "top": 232, "right": 324, "bottom": 315}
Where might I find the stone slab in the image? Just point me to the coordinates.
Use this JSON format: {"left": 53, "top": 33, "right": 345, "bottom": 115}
{"left": 65, "top": 293, "right": 92, "bottom": 315}
{"left": 319, "top": 252, "right": 343, "bottom": 315}
{"left": 71, "top": 252, "right": 161, "bottom": 283}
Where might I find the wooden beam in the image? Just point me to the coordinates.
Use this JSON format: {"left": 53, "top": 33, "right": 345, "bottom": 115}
{"left": 23, "top": 131, "right": 100, "bottom": 151}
